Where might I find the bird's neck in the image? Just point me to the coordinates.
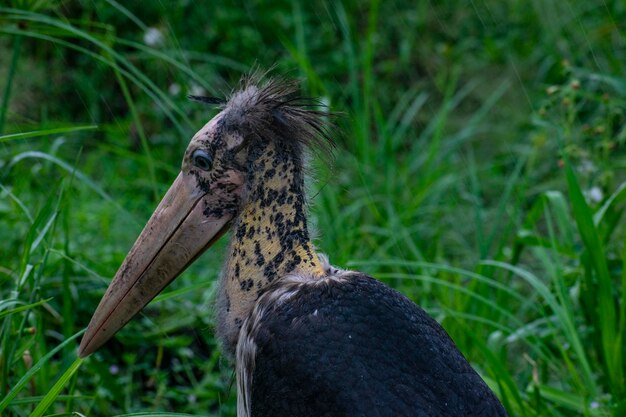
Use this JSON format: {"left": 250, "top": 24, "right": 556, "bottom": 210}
{"left": 217, "top": 140, "right": 324, "bottom": 352}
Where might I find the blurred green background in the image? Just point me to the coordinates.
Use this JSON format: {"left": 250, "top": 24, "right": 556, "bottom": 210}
{"left": 1, "top": 1, "right": 625, "bottom": 416}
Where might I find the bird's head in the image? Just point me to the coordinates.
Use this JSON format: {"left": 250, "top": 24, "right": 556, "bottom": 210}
{"left": 78, "top": 75, "right": 331, "bottom": 357}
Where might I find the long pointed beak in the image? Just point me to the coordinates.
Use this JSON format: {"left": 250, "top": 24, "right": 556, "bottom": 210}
{"left": 78, "top": 171, "right": 239, "bottom": 357}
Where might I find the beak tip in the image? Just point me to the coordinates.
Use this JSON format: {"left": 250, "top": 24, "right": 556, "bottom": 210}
{"left": 78, "top": 333, "right": 95, "bottom": 358}
{"left": 77, "top": 344, "right": 88, "bottom": 359}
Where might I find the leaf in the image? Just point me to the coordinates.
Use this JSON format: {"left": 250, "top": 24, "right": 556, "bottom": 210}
{"left": 0, "top": 125, "right": 98, "bottom": 142}
{"left": 0, "top": 330, "right": 84, "bottom": 413}
{"left": 564, "top": 161, "right": 620, "bottom": 388}
{"left": 29, "top": 356, "right": 84, "bottom": 417}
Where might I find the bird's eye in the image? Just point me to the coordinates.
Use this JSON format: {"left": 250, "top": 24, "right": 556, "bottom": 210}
{"left": 192, "top": 149, "right": 212, "bottom": 171}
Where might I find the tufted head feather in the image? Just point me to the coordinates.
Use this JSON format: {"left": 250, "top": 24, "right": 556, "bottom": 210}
{"left": 190, "top": 71, "right": 336, "bottom": 161}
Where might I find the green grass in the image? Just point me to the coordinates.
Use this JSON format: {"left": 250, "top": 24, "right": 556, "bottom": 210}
{"left": 1, "top": 1, "right": 626, "bottom": 416}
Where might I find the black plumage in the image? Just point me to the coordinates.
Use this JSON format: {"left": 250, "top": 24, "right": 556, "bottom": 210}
{"left": 248, "top": 273, "right": 508, "bottom": 417}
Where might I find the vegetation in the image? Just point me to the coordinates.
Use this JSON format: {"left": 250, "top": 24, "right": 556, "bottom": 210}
{"left": 1, "top": 1, "right": 625, "bottom": 416}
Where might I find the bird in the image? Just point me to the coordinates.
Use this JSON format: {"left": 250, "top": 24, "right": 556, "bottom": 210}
{"left": 78, "top": 73, "right": 509, "bottom": 417}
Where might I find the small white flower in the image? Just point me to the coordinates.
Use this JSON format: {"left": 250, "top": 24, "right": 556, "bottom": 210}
{"left": 319, "top": 96, "right": 330, "bottom": 111}
{"left": 144, "top": 27, "right": 163, "bottom": 46}
{"left": 109, "top": 365, "right": 119, "bottom": 375}
{"left": 585, "top": 186, "right": 603, "bottom": 203}
{"left": 590, "top": 401, "right": 600, "bottom": 409}
{"left": 187, "top": 394, "right": 197, "bottom": 403}
{"left": 169, "top": 83, "right": 181, "bottom": 96}
{"left": 179, "top": 347, "right": 194, "bottom": 358}
{"left": 579, "top": 159, "right": 595, "bottom": 174}
{"left": 189, "top": 83, "right": 206, "bottom": 97}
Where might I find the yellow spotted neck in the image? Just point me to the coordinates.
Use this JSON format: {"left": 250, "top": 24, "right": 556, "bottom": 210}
{"left": 216, "top": 141, "right": 324, "bottom": 351}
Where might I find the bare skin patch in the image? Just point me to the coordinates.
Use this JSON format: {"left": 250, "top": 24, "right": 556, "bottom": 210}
{"left": 217, "top": 140, "right": 325, "bottom": 351}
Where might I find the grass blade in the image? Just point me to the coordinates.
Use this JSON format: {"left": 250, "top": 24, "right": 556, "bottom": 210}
{"left": 0, "top": 33, "right": 22, "bottom": 134}
{"left": 28, "top": 356, "right": 84, "bottom": 417}
{"left": 564, "top": 161, "right": 621, "bottom": 392}
{"left": 0, "top": 330, "right": 84, "bottom": 413}
{"left": 0, "top": 298, "right": 51, "bottom": 319}
{"left": 0, "top": 125, "right": 98, "bottom": 142}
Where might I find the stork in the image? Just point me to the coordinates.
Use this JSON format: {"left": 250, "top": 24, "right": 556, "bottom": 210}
{"left": 78, "top": 75, "right": 508, "bottom": 417}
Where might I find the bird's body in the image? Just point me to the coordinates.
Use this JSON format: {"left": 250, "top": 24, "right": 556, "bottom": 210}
{"left": 79, "top": 74, "right": 508, "bottom": 416}
{"left": 242, "top": 270, "right": 505, "bottom": 417}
